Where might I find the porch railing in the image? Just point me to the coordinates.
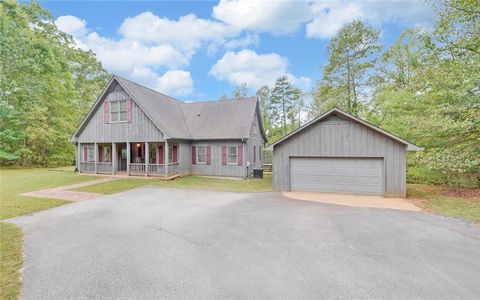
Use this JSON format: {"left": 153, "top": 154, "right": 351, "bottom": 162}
{"left": 167, "top": 162, "right": 179, "bottom": 176}
{"left": 129, "top": 163, "right": 145, "bottom": 175}
{"left": 97, "top": 162, "right": 112, "bottom": 173}
{"left": 80, "top": 162, "right": 95, "bottom": 173}
{"left": 148, "top": 164, "right": 165, "bottom": 176}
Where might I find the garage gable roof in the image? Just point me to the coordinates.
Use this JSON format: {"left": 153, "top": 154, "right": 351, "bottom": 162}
{"left": 270, "top": 108, "right": 423, "bottom": 151}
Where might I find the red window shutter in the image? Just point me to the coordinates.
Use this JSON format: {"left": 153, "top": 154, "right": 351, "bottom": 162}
{"left": 237, "top": 145, "right": 243, "bottom": 166}
{"left": 192, "top": 146, "right": 196, "bottom": 164}
{"left": 158, "top": 146, "right": 164, "bottom": 164}
{"left": 173, "top": 146, "right": 178, "bottom": 163}
{"left": 206, "top": 146, "right": 211, "bottom": 165}
{"left": 104, "top": 102, "right": 109, "bottom": 123}
{"left": 127, "top": 98, "right": 132, "bottom": 122}
{"left": 84, "top": 145, "right": 87, "bottom": 161}
{"left": 99, "top": 146, "right": 103, "bottom": 162}
{"left": 221, "top": 145, "right": 226, "bottom": 165}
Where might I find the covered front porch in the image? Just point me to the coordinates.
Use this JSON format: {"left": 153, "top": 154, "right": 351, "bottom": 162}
{"left": 77, "top": 141, "right": 179, "bottom": 178}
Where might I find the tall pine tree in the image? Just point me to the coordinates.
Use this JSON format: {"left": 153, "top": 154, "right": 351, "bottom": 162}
{"left": 311, "top": 20, "right": 381, "bottom": 116}
{"left": 270, "top": 75, "right": 301, "bottom": 135}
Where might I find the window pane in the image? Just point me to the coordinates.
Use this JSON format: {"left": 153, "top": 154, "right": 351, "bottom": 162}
{"left": 197, "top": 146, "right": 206, "bottom": 163}
{"left": 227, "top": 146, "right": 237, "bottom": 164}
{"left": 111, "top": 112, "right": 118, "bottom": 122}
{"left": 120, "top": 100, "right": 127, "bottom": 111}
{"left": 227, "top": 155, "right": 237, "bottom": 164}
{"left": 228, "top": 146, "right": 236, "bottom": 156}
{"left": 104, "top": 146, "right": 110, "bottom": 161}
{"left": 87, "top": 145, "right": 94, "bottom": 162}
{"left": 110, "top": 101, "right": 118, "bottom": 112}
{"left": 120, "top": 112, "right": 127, "bottom": 121}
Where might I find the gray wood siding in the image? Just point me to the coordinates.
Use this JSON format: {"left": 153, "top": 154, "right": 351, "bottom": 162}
{"left": 246, "top": 112, "right": 265, "bottom": 173}
{"left": 273, "top": 115, "right": 407, "bottom": 197}
{"left": 191, "top": 140, "right": 244, "bottom": 177}
{"left": 177, "top": 140, "right": 192, "bottom": 176}
{"left": 76, "top": 84, "right": 164, "bottom": 143}
{"left": 246, "top": 137, "right": 264, "bottom": 172}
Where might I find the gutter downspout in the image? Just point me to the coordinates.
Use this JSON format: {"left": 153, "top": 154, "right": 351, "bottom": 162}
{"left": 242, "top": 138, "right": 247, "bottom": 179}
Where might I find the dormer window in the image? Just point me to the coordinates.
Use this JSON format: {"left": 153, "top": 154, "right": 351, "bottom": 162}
{"left": 111, "top": 99, "right": 128, "bottom": 122}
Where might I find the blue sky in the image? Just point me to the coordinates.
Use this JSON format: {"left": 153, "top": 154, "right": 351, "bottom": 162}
{"left": 43, "top": 0, "right": 435, "bottom": 102}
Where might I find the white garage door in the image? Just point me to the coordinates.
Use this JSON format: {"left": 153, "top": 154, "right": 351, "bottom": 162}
{"left": 290, "top": 157, "right": 384, "bottom": 195}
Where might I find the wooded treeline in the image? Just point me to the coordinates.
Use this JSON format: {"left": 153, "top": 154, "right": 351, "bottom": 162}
{"left": 253, "top": 0, "right": 479, "bottom": 187}
{"left": 0, "top": 0, "right": 110, "bottom": 166}
{"left": 1, "top": 0, "right": 478, "bottom": 187}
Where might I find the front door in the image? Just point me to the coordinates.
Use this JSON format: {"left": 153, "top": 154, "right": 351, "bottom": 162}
{"left": 117, "top": 144, "right": 127, "bottom": 171}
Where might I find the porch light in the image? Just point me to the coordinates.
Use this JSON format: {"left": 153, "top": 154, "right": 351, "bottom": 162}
{"left": 136, "top": 143, "right": 140, "bottom": 147}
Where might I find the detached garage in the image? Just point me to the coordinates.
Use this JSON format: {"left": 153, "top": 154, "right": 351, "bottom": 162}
{"left": 272, "top": 108, "right": 422, "bottom": 198}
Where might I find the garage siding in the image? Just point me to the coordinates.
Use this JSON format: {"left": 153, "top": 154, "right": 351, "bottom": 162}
{"left": 273, "top": 115, "right": 406, "bottom": 197}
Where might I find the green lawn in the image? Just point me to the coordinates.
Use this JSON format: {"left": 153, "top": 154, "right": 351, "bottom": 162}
{"left": 0, "top": 167, "right": 96, "bottom": 220}
{"left": 0, "top": 223, "right": 23, "bottom": 300}
{"left": 0, "top": 167, "right": 97, "bottom": 299}
{"left": 408, "top": 184, "right": 480, "bottom": 224}
{"left": 73, "top": 174, "right": 274, "bottom": 194}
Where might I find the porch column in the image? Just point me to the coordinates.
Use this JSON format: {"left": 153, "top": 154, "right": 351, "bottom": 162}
{"left": 77, "top": 143, "right": 81, "bottom": 173}
{"left": 145, "top": 142, "right": 149, "bottom": 177}
{"left": 94, "top": 142, "right": 98, "bottom": 174}
{"left": 164, "top": 140, "right": 169, "bottom": 177}
{"left": 112, "top": 143, "right": 116, "bottom": 175}
{"left": 126, "top": 142, "right": 131, "bottom": 175}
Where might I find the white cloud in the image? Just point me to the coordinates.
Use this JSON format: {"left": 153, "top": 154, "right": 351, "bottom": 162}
{"left": 223, "top": 34, "right": 260, "bottom": 49}
{"left": 55, "top": 14, "right": 197, "bottom": 95}
{"left": 119, "top": 12, "right": 238, "bottom": 56}
{"left": 360, "top": 1, "right": 434, "bottom": 26}
{"left": 211, "top": 0, "right": 434, "bottom": 39}
{"left": 209, "top": 49, "right": 311, "bottom": 90}
{"left": 156, "top": 70, "right": 194, "bottom": 96}
{"left": 83, "top": 33, "right": 188, "bottom": 72}
{"left": 131, "top": 68, "right": 194, "bottom": 96}
{"left": 212, "top": 0, "right": 312, "bottom": 35}
{"left": 306, "top": 2, "right": 363, "bottom": 39}
{"left": 306, "top": 0, "right": 434, "bottom": 39}
{"left": 55, "top": 15, "right": 88, "bottom": 37}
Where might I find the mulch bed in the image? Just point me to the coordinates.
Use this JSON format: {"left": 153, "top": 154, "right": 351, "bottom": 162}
{"left": 442, "top": 188, "right": 480, "bottom": 200}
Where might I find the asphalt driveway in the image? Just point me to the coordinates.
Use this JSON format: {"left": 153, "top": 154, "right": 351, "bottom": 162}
{"left": 10, "top": 187, "right": 480, "bottom": 299}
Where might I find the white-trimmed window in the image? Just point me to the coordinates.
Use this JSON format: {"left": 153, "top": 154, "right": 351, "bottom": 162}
{"left": 227, "top": 146, "right": 238, "bottom": 164}
{"left": 168, "top": 145, "right": 173, "bottom": 164}
{"left": 254, "top": 146, "right": 256, "bottom": 163}
{"left": 86, "top": 145, "right": 94, "bottom": 162}
{"left": 197, "top": 146, "right": 206, "bottom": 164}
{"left": 110, "top": 99, "right": 128, "bottom": 122}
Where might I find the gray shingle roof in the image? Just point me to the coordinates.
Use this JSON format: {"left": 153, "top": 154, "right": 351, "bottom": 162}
{"left": 115, "top": 75, "right": 261, "bottom": 140}
{"left": 115, "top": 76, "right": 192, "bottom": 139}
{"left": 180, "top": 98, "right": 258, "bottom": 139}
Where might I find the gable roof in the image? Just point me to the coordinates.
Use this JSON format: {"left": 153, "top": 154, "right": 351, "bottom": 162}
{"left": 270, "top": 108, "right": 423, "bottom": 151}
{"left": 115, "top": 76, "right": 191, "bottom": 139}
{"left": 180, "top": 98, "right": 266, "bottom": 140}
{"left": 72, "top": 75, "right": 266, "bottom": 141}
